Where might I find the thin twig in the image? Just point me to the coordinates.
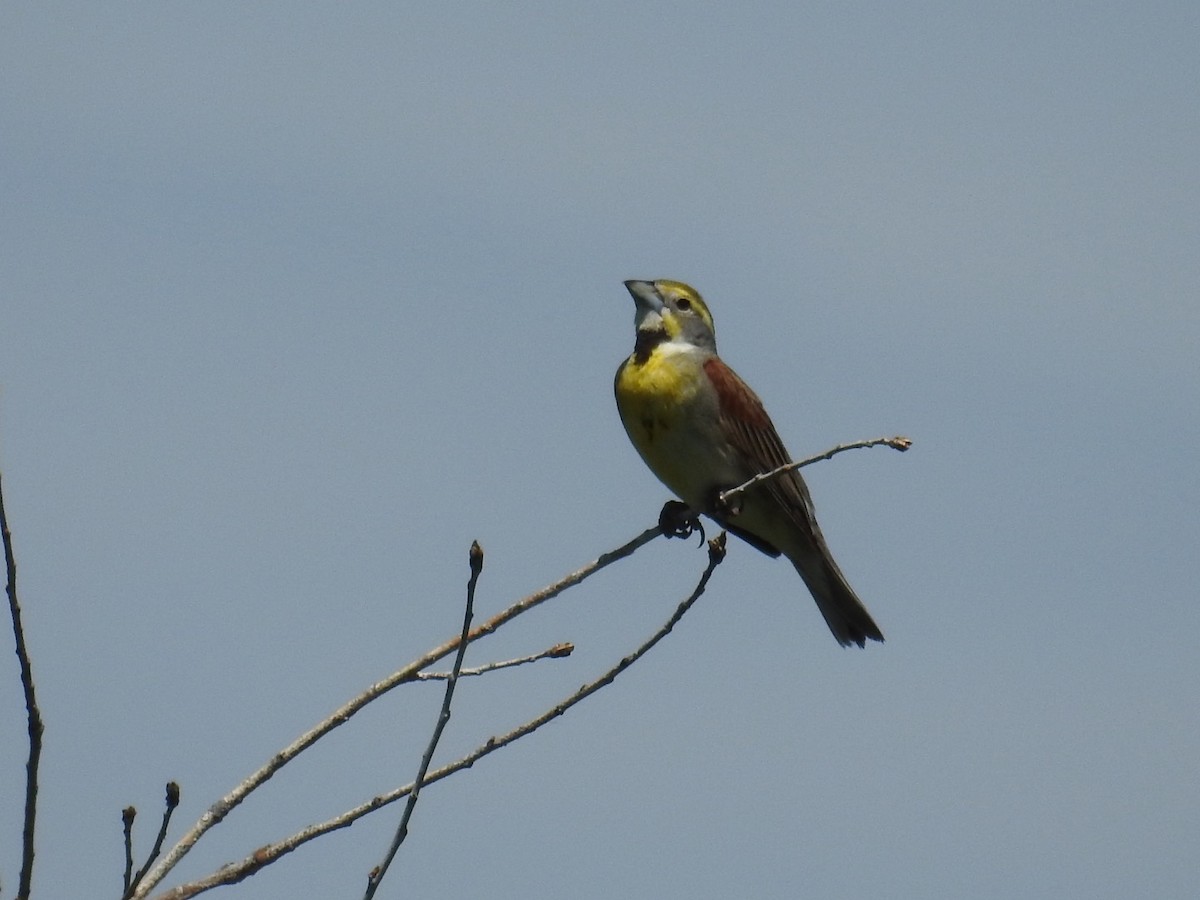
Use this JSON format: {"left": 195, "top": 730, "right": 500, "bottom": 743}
{"left": 125, "top": 783, "right": 181, "bottom": 898}
{"left": 148, "top": 534, "right": 726, "bottom": 900}
{"left": 718, "top": 435, "right": 912, "bottom": 509}
{"left": 363, "top": 541, "right": 484, "bottom": 898}
{"left": 415, "top": 643, "right": 573, "bottom": 680}
{"left": 122, "top": 807, "right": 137, "bottom": 895}
{"left": 130, "top": 525, "right": 659, "bottom": 899}
{"left": 1, "top": 469, "right": 43, "bottom": 900}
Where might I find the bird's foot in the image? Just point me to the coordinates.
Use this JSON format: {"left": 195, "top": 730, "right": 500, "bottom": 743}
{"left": 658, "top": 500, "right": 705, "bottom": 546}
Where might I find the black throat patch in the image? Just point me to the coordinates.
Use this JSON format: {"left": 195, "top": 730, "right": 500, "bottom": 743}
{"left": 633, "top": 327, "right": 667, "bottom": 364}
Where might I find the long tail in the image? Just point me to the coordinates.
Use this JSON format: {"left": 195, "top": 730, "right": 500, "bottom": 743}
{"left": 788, "top": 546, "right": 884, "bottom": 648}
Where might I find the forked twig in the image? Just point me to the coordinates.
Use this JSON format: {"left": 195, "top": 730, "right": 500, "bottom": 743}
{"left": 124, "top": 784, "right": 181, "bottom": 898}
{"left": 134, "top": 436, "right": 907, "bottom": 897}
{"left": 719, "top": 435, "right": 912, "bottom": 509}
{"left": 131, "top": 525, "right": 659, "bottom": 898}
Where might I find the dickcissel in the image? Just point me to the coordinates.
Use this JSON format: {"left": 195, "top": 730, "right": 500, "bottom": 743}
{"left": 614, "top": 279, "right": 883, "bottom": 647}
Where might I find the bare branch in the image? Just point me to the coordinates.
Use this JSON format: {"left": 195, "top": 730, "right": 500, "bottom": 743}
{"left": 2, "top": 468, "right": 43, "bottom": 900}
{"left": 718, "top": 435, "right": 912, "bottom": 509}
{"left": 148, "top": 534, "right": 726, "bottom": 900}
{"left": 132, "top": 525, "right": 660, "bottom": 898}
{"left": 363, "top": 541, "right": 484, "bottom": 898}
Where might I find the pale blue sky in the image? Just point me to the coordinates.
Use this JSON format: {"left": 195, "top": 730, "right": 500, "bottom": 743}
{"left": 2, "top": 3, "right": 1198, "bottom": 898}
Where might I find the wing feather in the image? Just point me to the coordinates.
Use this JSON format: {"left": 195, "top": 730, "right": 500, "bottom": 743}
{"left": 702, "top": 357, "right": 819, "bottom": 535}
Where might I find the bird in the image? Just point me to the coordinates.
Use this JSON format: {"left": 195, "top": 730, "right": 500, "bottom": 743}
{"left": 614, "top": 279, "right": 883, "bottom": 647}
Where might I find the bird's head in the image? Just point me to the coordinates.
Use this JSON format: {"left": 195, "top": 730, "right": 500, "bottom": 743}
{"left": 624, "top": 279, "right": 716, "bottom": 352}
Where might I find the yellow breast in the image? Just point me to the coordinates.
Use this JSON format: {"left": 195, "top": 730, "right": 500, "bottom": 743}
{"left": 616, "top": 349, "right": 694, "bottom": 435}
{"left": 615, "top": 344, "right": 722, "bottom": 506}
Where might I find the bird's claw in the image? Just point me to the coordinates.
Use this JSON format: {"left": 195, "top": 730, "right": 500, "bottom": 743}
{"left": 658, "top": 500, "right": 705, "bottom": 546}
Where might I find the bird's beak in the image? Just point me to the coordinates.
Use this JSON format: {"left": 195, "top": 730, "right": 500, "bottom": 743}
{"left": 624, "top": 280, "right": 664, "bottom": 329}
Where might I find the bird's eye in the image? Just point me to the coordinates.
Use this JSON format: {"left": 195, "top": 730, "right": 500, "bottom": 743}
{"left": 676, "top": 298, "right": 692, "bottom": 311}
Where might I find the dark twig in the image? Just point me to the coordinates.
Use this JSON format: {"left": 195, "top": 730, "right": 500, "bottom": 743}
{"left": 149, "top": 535, "right": 725, "bottom": 900}
{"left": 2, "top": 469, "right": 43, "bottom": 900}
{"left": 125, "top": 783, "right": 181, "bottom": 898}
{"left": 718, "top": 435, "right": 912, "bottom": 509}
{"left": 122, "top": 807, "right": 137, "bottom": 895}
{"left": 364, "top": 541, "right": 483, "bottom": 899}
